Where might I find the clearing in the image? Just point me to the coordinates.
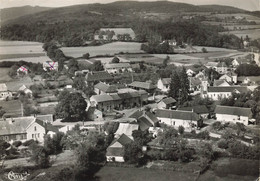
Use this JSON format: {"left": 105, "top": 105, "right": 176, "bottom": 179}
{"left": 61, "top": 42, "right": 144, "bottom": 58}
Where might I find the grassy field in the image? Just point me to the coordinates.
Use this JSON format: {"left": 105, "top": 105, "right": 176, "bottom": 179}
{"left": 0, "top": 99, "right": 22, "bottom": 116}
{"left": 6, "top": 76, "right": 33, "bottom": 91}
{"left": 96, "top": 166, "right": 197, "bottom": 181}
{"left": 220, "top": 29, "right": 260, "bottom": 40}
{"left": 0, "top": 40, "right": 50, "bottom": 63}
{"left": 61, "top": 42, "right": 144, "bottom": 58}
{"left": 0, "top": 68, "right": 12, "bottom": 83}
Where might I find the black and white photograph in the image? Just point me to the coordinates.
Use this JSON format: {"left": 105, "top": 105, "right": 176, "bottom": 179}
{"left": 0, "top": 0, "right": 259, "bottom": 180}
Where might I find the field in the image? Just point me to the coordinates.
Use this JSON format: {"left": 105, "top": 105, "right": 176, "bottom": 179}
{"left": 0, "top": 100, "right": 22, "bottom": 116}
{"left": 6, "top": 77, "right": 33, "bottom": 91}
{"left": 0, "top": 68, "right": 12, "bottom": 83}
{"left": 0, "top": 40, "right": 51, "bottom": 63}
{"left": 220, "top": 29, "right": 260, "bottom": 40}
{"left": 61, "top": 42, "right": 144, "bottom": 58}
{"left": 95, "top": 166, "right": 197, "bottom": 181}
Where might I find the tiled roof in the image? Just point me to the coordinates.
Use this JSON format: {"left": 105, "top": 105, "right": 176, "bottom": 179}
{"left": 104, "top": 63, "right": 131, "bottom": 69}
{"left": 208, "top": 86, "right": 248, "bottom": 93}
{"left": 85, "top": 71, "right": 113, "bottom": 82}
{"left": 161, "top": 78, "right": 171, "bottom": 85}
{"left": 129, "top": 81, "right": 156, "bottom": 90}
{"left": 213, "top": 80, "right": 230, "bottom": 86}
{"left": 138, "top": 116, "right": 153, "bottom": 131}
{"left": 155, "top": 109, "right": 200, "bottom": 121}
{"left": 36, "top": 114, "right": 54, "bottom": 123}
{"left": 94, "top": 82, "right": 118, "bottom": 93}
{"left": 106, "top": 134, "right": 133, "bottom": 157}
{"left": 178, "top": 105, "right": 209, "bottom": 114}
{"left": 129, "top": 110, "right": 143, "bottom": 119}
{"left": 161, "top": 97, "right": 177, "bottom": 105}
{"left": 91, "top": 94, "right": 114, "bottom": 103}
{"left": 0, "top": 83, "right": 8, "bottom": 92}
{"left": 215, "top": 105, "right": 252, "bottom": 117}
{"left": 189, "top": 77, "right": 201, "bottom": 86}
{"left": 0, "top": 116, "right": 35, "bottom": 136}
{"left": 110, "top": 94, "right": 121, "bottom": 101}
{"left": 115, "top": 123, "right": 139, "bottom": 136}
{"left": 146, "top": 112, "right": 159, "bottom": 124}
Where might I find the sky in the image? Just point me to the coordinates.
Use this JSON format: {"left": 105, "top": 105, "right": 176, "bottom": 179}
{"left": 1, "top": 0, "right": 259, "bottom": 11}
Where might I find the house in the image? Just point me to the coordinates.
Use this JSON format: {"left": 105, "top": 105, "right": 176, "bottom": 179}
{"left": 114, "top": 123, "right": 139, "bottom": 139}
{"left": 213, "top": 79, "right": 230, "bottom": 87}
{"left": 186, "top": 69, "right": 195, "bottom": 77}
{"left": 94, "top": 82, "right": 118, "bottom": 95}
{"left": 157, "top": 97, "right": 177, "bottom": 109}
{"left": 189, "top": 77, "right": 201, "bottom": 92}
{"left": 129, "top": 110, "right": 159, "bottom": 128}
{"left": 195, "top": 71, "right": 207, "bottom": 80}
{"left": 18, "top": 85, "right": 32, "bottom": 96}
{"left": 201, "top": 86, "right": 248, "bottom": 101}
{"left": 94, "top": 28, "right": 135, "bottom": 41}
{"left": 129, "top": 81, "right": 157, "bottom": 94}
{"left": 216, "top": 62, "right": 228, "bottom": 74}
{"left": 205, "top": 62, "right": 218, "bottom": 70}
{"left": 17, "top": 65, "right": 29, "bottom": 75}
{"left": 178, "top": 105, "right": 209, "bottom": 119}
{"left": 85, "top": 71, "right": 114, "bottom": 87}
{"left": 0, "top": 116, "right": 58, "bottom": 142}
{"left": 104, "top": 63, "right": 132, "bottom": 74}
{"left": 43, "top": 61, "right": 58, "bottom": 71}
{"left": 215, "top": 105, "right": 254, "bottom": 125}
{"left": 157, "top": 78, "right": 171, "bottom": 93}
{"left": 0, "top": 84, "right": 12, "bottom": 100}
{"left": 26, "top": 119, "right": 59, "bottom": 142}
{"left": 106, "top": 134, "right": 133, "bottom": 162}
{"left": 90, "top": 90, "right": 148, "bottom": 112}
{"left": 155, "top": 109, "right": 203, "bottom": 129}
{"left": 232, "top": 58, "right": 240, "bottom": 67}
{"left": 219, "top": 72, "right": 237, "bottom": 84}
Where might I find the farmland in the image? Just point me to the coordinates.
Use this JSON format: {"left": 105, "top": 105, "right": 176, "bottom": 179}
{"left": 0, "top": 68, "right": 12, "bottom": 83}
{"left": 0, "top": 40, "right": 50, "bottom": 63}
{"left": 61, "top": 42, "right": 144, "bottom": 58}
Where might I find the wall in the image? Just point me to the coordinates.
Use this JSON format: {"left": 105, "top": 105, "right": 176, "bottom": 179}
{"left": 216, "top": 114, "right": 249, "bottom": 125}
{"left": 158, "top": 117, "right": 198, "bottom": 128}
{"left": 26, "top": 122, "right": 45, "bottom": 142}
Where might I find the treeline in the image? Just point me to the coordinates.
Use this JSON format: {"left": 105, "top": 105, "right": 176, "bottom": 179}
{"left": 235, "top": 64, "right": 260, "bottom": 76}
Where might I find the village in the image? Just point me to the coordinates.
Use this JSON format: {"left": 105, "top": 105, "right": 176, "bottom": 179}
{"left": 0, "top": 1, "right": 260, "bottom": 181}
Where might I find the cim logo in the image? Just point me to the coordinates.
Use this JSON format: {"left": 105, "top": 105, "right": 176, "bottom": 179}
{"left": 6, "top": 171, "right": 30, "bottom": 181}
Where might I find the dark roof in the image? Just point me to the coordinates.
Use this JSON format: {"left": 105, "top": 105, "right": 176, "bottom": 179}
{"left": 215, "top": 105, "right": 252, "bottom": 117}
{"left": 161, "top": 78, "right": 171, "bottom": 85}
{"left": 217, "top": 62, "right": 227, "bottom": 67}
{"left": 94, "top": 82, "right": 117, "bottom": 93}
{"left": 178, "top": 105, "right": 209, "bottom": 114}
{"left": 35, "top": 119, "right": 59, "bottom": 133}
{"left": 36, "top": 114, "right": 53, "bottom": 123}
{"left": 129, "top": 81, "right": 156, "bottom": 90}
{"left": 213, "top": 80, "right": 230, "bottom": 86}
{"left": 106, "top": 147, "right": 124, "bottom": 157}
{"left": 189, "top": 77, "right": 201, "bottom": 86}
{"left": 138, "top": 116, "right": 153, "bottom": 131}
{"left": 117, "top": 133, "right": 133, "bottom": 146}
{"left": 155, "top": 109, "right": 200, "bottom": 121}
{"left": 208, "top": 86, "right": 248, "bottom": 93}
{"left": 160, "top": 97, "right": 177, "bottom": 105}
{"left": 129, "top": 110, "right": 143, "bottom": 119}
{"left": 91, "top": 94, "right": 113, "bottom": 102}
{"left": 85, "top": 71, "right": 113, "bottom": 82}
{"left": 146, "top": 112, "right": 159, "bottom": 124}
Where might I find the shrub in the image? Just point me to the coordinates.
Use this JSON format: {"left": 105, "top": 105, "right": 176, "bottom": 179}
{"left": 217, "top": 139, "right": 229, "bottom": 149}
{"left": 178, "top": 126, "right": 185, "bottom": 135}
{"left": 13, "top": 141, "right": 22, "bottom": 147}
{"left": 23, "top": 139, "right": 35, "bottom": 146}
{"left": 197, "top": 131, "right": 210, "bottom": 140}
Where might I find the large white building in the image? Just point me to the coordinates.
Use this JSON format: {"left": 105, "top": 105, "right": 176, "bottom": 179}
{"left": 104, "top": 63, "right": 132, "bottom": 74}
{"left": 215, "top": 105, "right": 254, "bottom": 125}
{"left": 155, "top": 109, "right": 203, "bottom": 129}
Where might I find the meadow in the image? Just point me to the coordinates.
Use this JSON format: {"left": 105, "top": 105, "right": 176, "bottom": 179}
{"left": 0, "top": 40, "right": 50, "bottom": 63}
{"left": 0, "top": 68, "right": 12, "bottom": 83}
{"left": 61, "top": 42, "right": 144, "bottom": 58}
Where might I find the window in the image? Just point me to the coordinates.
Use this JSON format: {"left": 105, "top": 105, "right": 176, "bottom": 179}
{"left": 32, "top": 134, "right": 34, "bottom": 138}
{"left": 34, "top": 126, "right": 37, "bottom": 131}
{"left": 38, "top": 133, "right": 40, "bottom": 138}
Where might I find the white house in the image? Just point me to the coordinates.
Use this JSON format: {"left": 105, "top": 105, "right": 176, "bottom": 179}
{"left": 114, "top": 123, "right": 139, "bottom": 139}
{"left": 17, "top": 65, "right": 29, "bottom": 75}
{"left": 157, "top": 78, "right": 171, "bottom": 93}
{"left": 155, "top": 109, "right": 203, "bottom": 129}
{"left": 186, "top": 69, "right": 195, "bottom": 77}
{"left": 0, "top": 83, "right": 12, "bottom": 100}
{"left": 104, "top": 63, "right": 132, "bottom": 74}
{"left": 216, "top": 62, "right": 228, "bottom": 74}
{"left": 215, "top": 105, "right": 254, "bottom": 125}
{"left": 232, "top": 59, "right": 240, "bottom": 67}
{"left": 19, "top": 85, "right": 32, "bottom": 96}
{"left": 219, "top": 72, "right": 237, "bottom": 84}
{"left": 106, "top": 134, "right": 133, "bottom": 162}
{"left": 201, "top": 86, "right": 248, "bottom": 101}
{"left": 94, "top": 82, "right": 118, "bottom": 95}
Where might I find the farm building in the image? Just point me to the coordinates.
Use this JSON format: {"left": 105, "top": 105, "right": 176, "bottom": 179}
{"left": 104, "top": 63, "right": 132, "bottom": 74}
{"left": 178, "top": 105, "right": 210, "bottom": 119}
{"left": 155, "top": 109, "right": 203, "bottom": 129}
{"left": 18, "top": 85, "right": 32, "bottom": 96}
{"left": 85, "top": 71, "right": 114, "bottom": 87}
{"left": 106, "top": 133, "right": 133, "bottom": 162}
{"left": 215, "top": 105, "right": 254, "bottom": 125}
{"left": 157, "top": 78, "right": 171, "bottom": 93}
{"left": 94, "top": 28, "right": 136, "bottom": 41}
{"left": 129, "top": 81, "right": 157, "bottom": 94}
{"left": 213, "top": 79, "right": 230, "bottom": 87}
{"left": 219, "top": 72, "right": 237, "bottom": 84}
{"left": 94, "top": 82, "right": 118, "bottom": 95}
{"left": 157, "top": 97, "right": 177, "bottom": 109}
{"left": 0, "top": 83, "right": 12, "bottom": 100}
{"left": 216, "top": 62, "right": 228, "bottom": 74}
{"left": 114, "top": 123, "right": 139, "bottom": 139}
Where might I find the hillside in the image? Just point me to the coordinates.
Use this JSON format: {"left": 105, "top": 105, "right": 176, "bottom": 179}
{"left": 0, "top": 5, "right": 52, "bottom": 23}
{"left": 199, "top": 5, "right": 246, "bottom": 13}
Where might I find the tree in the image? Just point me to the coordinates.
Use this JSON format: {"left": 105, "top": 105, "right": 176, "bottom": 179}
{"left": 29, "top": 143, "right": 50, "bottom": 168}
{"left": 55, "top": 91, "right": 87, "bottom": 121}
{"left": 163, "top": 55, "right": 170, "bottom": 68}
{"left": 111, "top": 56, "right": 120, "bottom": 63}
{"left": 103, "top": 122, "right": 119, "bottom": 135}
{"left": 0, "top": 106, "right": 6, "bottom": 117}
{"left": 92, "top": 60, "right": 104, "bottom": 71}
{"left": 178, "top": 126, "right": 185, "bottom": 135}
{"left": 201, "top": 47, "right": 208, "bottom": 53}
{"left": 123, "top": 142, "right": 143, "bottom": 164}
{"left": 73, "top": 76, "right": 87, "bottom": 91}
{"left": 179, "top": 67, "right": 190, "bottom": 104}
{"left": 83, "top": 53, "right": 90, "bottom": 59}
{"left": 168, "top": 70, "right": 180, "bottom": 99}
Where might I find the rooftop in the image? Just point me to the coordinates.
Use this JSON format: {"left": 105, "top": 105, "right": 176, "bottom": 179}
{"left": 85, "top": 71, "right": 113, "bottom": 82}
{"left": 178, "top": 105, "right": 209, "bottom": 114}
{"left": 161, "top": 78, "right": 171, "bottom": 85}
{"left": 215, "top": 105, "right": 252, "bottom": 117}
{"left": 160, "top": 97, "right": 177, "bottom": 105}
{"left": 104, "top": 63, "right": 131, "bottom": 69}
{"left": 94, "top": 82, "right": 118, "bottom": 93}
{"left": 155, "top": 109, "right": 200, "bottom": 121}
{"left": 208, "top": 86, "right": 248, "bottom": 93}
{"left": 115, "top": 123, "right": 139, "bottom": 137}
{"left": 0, "top": 83, "right": 8, "bottom": 92}
{"left": 129, "top": 81, "right": 156, "bottom": 90}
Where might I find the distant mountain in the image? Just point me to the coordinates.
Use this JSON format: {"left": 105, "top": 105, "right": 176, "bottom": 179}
{"left": 0, "top": 5, "right": 52, "bottom": 23}
{"left": 199, "top": 5, "right": 246, "bottom": 13}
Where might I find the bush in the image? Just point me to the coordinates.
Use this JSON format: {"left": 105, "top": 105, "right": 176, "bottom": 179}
{"left": 197, "top": 131, "right": 210, "bottom": 140}
{"left": 217, "top": 139, "right": 229, "bottom": 149}
{"left": 13, "top": 141, "right": 22, "bottom": 147}
{"left": 178, "top": 126, "right": 185, "bottom": 135}
{"left": 23, "top": 139, "right": 35, "bottom": 146}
